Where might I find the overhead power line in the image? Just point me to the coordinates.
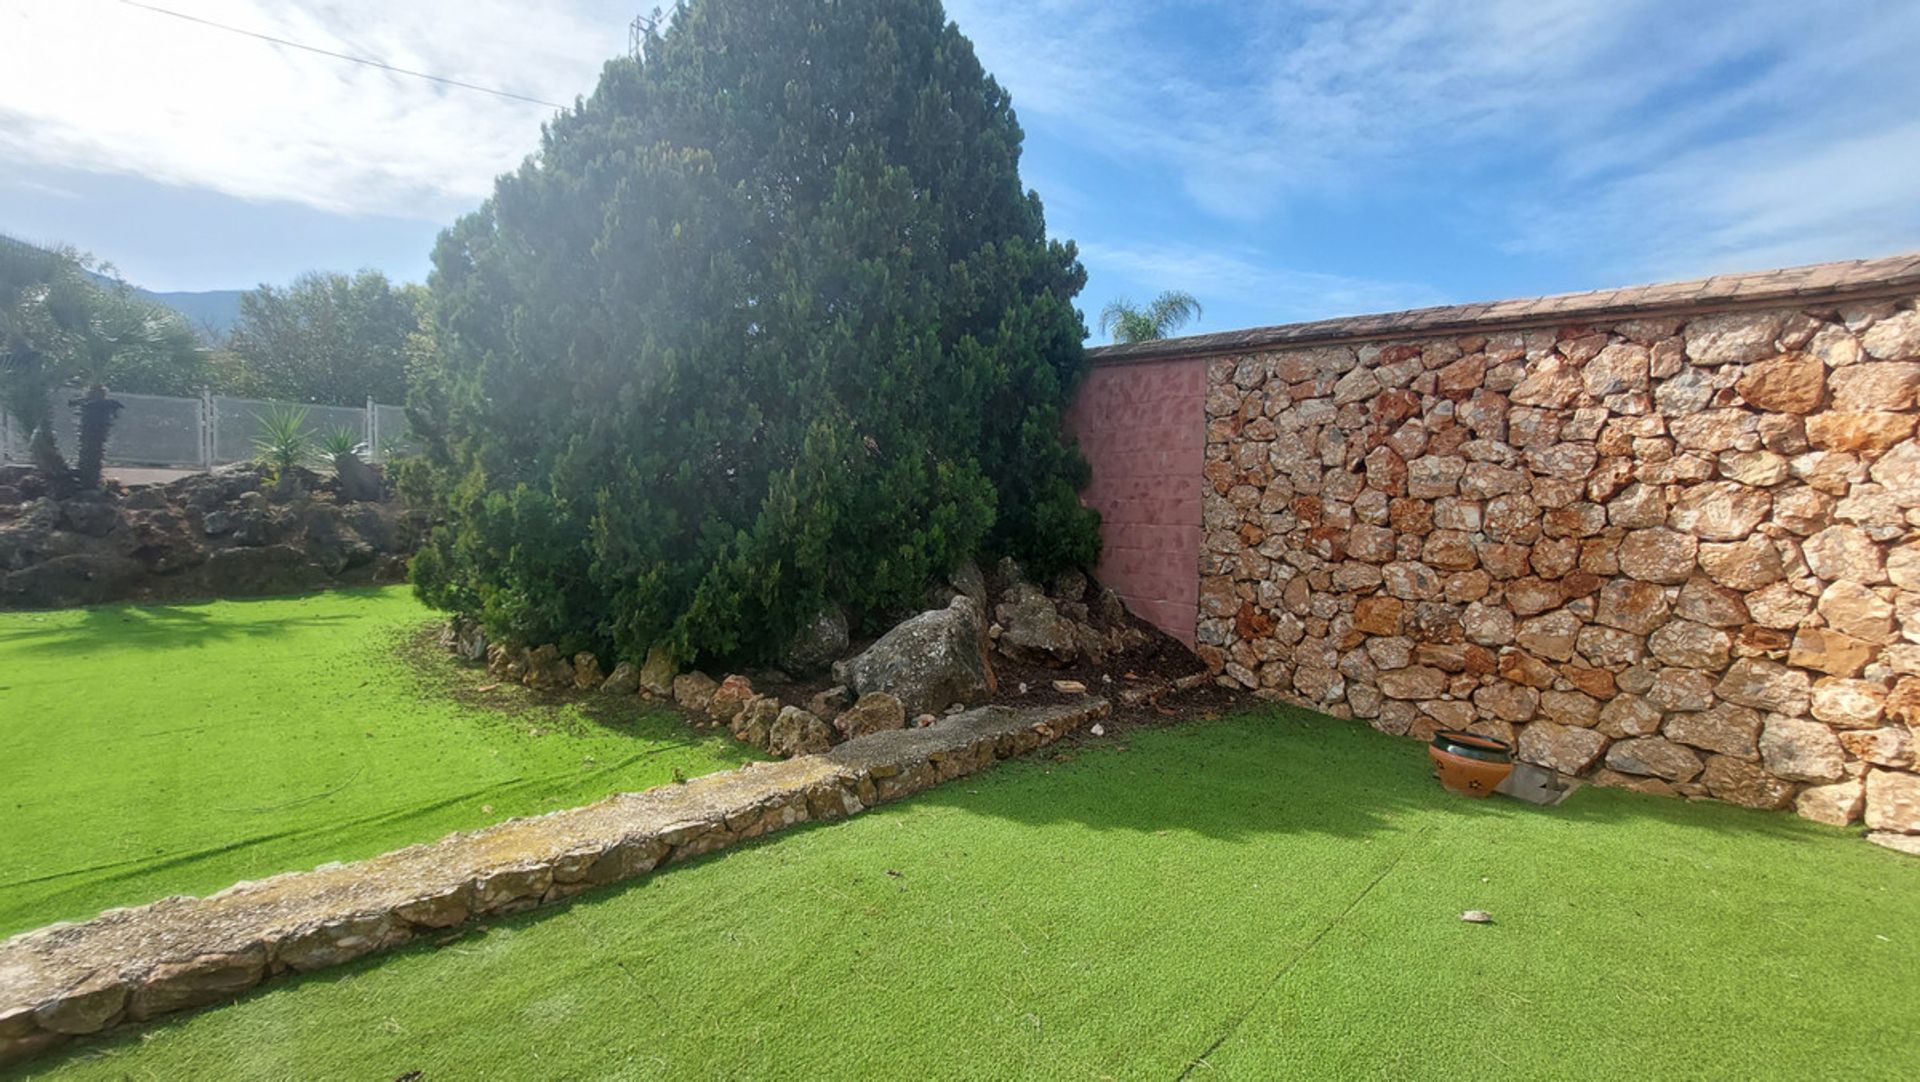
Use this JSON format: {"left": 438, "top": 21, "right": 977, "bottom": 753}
{"left": 113, "top": 0, "right": 567, "bottom": 109}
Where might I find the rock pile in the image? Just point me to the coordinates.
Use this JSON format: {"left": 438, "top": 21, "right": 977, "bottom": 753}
{"left": 0, "top": 464, "right": 425, "bottom": 609}
{"left": 462, "top": 559, "right": 1163, "bottom": 759}
{"left": 1200, "top": 294, "right": 1920, "bottom": 840}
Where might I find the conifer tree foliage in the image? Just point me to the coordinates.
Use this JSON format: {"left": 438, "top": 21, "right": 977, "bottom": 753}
{"left": 411, "top": 0, "right": 1100, "bottom": 665}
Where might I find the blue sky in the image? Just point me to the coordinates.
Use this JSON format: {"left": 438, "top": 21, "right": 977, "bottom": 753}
{"left": 4, "top": 0, "right": 1920, "bottom": 339}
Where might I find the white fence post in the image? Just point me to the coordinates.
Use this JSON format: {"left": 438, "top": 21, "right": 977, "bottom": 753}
{"left": 366, "top": 396, "right": 378, "bottom": 460}
{"left": 199, "top": 388, "right": 213, "bottom": 470}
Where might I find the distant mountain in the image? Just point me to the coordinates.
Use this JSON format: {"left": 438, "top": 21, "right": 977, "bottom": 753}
{"left": 5, "top": 232, "right": 247, "bottom": 341}
{"left": 136, "top": 288, "right": 245, "bottom": 337}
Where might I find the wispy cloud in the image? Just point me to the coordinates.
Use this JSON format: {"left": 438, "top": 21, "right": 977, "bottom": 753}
{"left": 951, "top": 0, "right": 1920, "bottom": 276}
{"left": 1080, "top": 240, "right": 1446, "bottom": 323}
{"left": 5, "top": 0, "right": 1919, "bottom": 314}
{"left": 0, "top": 175, "right": 79, "bottom": 201}
{"left": 0, "top": 0, "right": 617, "bottom": 218}
{"left": 1507, "top": 118, "right": 1920, "bottom": 282}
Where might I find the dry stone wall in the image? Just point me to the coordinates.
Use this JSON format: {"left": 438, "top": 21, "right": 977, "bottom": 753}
{"left": 1195, "top": 292, "right": 1920, "bottom": 832}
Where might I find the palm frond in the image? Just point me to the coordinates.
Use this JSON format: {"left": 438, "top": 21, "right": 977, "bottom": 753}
{"left": 1097, "top": 300, "right": 1139, "bottom": 338}
{"left": 1098, "top": 290, "right": 1201, "bottom": 343}
{"left": 1144, "top": 291, "right": 1201, "bottom": 334}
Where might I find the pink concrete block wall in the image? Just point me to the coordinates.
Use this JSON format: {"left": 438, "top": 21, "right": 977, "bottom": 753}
{"left": 1065, "top": 358, "right": 1206, "bottom": 648}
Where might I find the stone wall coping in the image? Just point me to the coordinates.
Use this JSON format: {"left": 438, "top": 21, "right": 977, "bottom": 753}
{"left": 1086, "top": 252, "right": 1920, "bottom": 366}
{"left": 0, "top": 698, "right": 1109, "bottom": 1069}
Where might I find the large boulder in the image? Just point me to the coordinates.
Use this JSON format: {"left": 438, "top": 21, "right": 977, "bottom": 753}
{"left": 1, "top": 553, "right": 146, "bottom": 608}
{"left": 572, "top": 652, "right": 605, "bottom": 690}
{"left": 834, "top": 691, "right": 906, "bottom": 739}
{"left": 948, "top": 561, "right": 987, "bottom": 607}
{"left": 341, "top": 503, "right": 403, "bottom": 553}
{"left": 708, "top": 675, "right": 758, "bottom": 725}
{"left": 639, "top": 645, "right": 677, "bottom": 696}
{"left": 122, "top": 508, "right": 208, "bottom": 575}
{"left": 0, "top": 499, "right": 66, "bottom": 571}
{"left": 170, "top": 463, "right": 264, "bottom": 513}
{"left": 201, "top": 545, "right": 329, "bottom": 598}
{"left": 729, "top": 695, "right": 782, "bottom": 746}
{"left": 228, "top": 494, "right": 277, "bottom": 548}
{"left": 298, "top": 508, "right": 375, "bottom": 575}
{"left": 600, "top": 661, "right": 641, "bottom": 695}
{"left": 767, "top": 706, "right": 833, "bottom": 757}
{"left": 994, "top": 583, "right": 1079, "bottom": 667}
{"left": 522, "top": 644, "right": 573, "bottom": 691}
{"left": 672, "top": 671, "right": 719, "bottom": 713}
{"left": 332, "top": 453, "right": 386, "bottom": 503}
{"left": 58, "top": 494, "right": 122, "bottom": 538}
{"left": 835, "top": 596, "right": 990, "bottom": 717}
{"left": 780, "top": 605, "right": 849, "bottom": 673}
{"left": 1864, "top": 769, "right": 1920, "bottom": 834}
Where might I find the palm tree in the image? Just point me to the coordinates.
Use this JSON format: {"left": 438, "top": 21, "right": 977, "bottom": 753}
{"left": 1098, "top": 291, "right": 1203, "bottom": 344}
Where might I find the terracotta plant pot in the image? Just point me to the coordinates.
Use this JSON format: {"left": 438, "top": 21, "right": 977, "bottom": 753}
{"left": 1428, "top": 730, "right": 1514, "bottom": 799}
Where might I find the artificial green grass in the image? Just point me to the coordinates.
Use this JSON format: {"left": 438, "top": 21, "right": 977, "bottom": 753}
{"left": 29, "top": 712, "right": 1920, "bottom": 1080}
{"left": 0, "top": 588, "right": 756, "bottom": 938}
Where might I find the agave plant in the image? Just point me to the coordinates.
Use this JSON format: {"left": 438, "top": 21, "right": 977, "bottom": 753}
{"left": 251, "top": 404, "right": 312, "bottom": 494}
{"left": 321, "top": 424, "right": 386, "bottom": 503}
{"left": 319, "top": 426, "right": 365, "bottom": 460}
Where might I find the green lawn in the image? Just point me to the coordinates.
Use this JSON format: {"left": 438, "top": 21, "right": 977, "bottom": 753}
{"left": 0, "top": 588, "right": 756, "bottom": 937}
{"left": 27, "top": 713, "right": 1919, "bottom": 1080}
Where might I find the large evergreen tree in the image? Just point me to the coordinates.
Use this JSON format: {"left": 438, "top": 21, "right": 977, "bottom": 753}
{"left": 410, "top": 0, "right": 1100, "bottom": 665}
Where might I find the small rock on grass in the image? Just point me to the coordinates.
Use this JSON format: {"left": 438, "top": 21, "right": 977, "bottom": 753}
{"left": 1460, "top": 910, "right": 1494, "bottom": 924}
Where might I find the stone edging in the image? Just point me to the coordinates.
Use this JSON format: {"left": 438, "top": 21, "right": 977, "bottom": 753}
{"left": 0, "top": 699, "right": 1109, "bottom": 1069}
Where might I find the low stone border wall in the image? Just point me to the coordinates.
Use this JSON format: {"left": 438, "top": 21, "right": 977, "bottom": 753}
{"left": 0, "top": 699, "right": 1108, "bottom": 1069}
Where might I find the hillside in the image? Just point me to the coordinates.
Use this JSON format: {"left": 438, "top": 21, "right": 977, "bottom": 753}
{"left": 136, "top": 287, "right": 244, "bottom": 336}
{"left": 4, "top": 234, "right": 244, "bottom": 340}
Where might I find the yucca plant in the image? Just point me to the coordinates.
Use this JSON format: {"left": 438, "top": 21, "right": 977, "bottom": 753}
{"left": 321, "top": 424, "right": 385, "bottom": 502}
{"left": 319, "top": 426, "right": 364, "bottom": 460}
{"left": 252, "top": 403, "right": 312, "bottom": 496}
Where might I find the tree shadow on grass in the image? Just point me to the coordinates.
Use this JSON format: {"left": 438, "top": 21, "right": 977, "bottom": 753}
{"left": 390, "top": 624, "right": 760, "bottom": 762}
{"left": 878, "top": 706, "right": 1481, "bottom": 846}
{"left": 900, "top": 705, "right": 1879, "bottom": 854}
{"left": 0, "top": 593, "right": 370, "bottom": 657}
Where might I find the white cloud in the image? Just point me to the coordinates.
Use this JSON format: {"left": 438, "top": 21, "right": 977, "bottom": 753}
{"left": 5, "top": 0, "right": 1919, "bottom": 297}
{"left": 0, "top": 0, "right": 620, "bottom": 218}
{"left": 1507, "top": 118, "right": 1920, "bottom": 283}
{"left": 949, "top": 0, "right": 1920, "bottom": 273}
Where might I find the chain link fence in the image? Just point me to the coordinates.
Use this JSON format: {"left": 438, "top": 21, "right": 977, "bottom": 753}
{"left": 0, "top": 391, "right": 418, "bottom": 470}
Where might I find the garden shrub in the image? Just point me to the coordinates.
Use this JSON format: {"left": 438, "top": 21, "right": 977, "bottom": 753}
{"left": 411, "top": 0, "right": 1100, "bottom": 664}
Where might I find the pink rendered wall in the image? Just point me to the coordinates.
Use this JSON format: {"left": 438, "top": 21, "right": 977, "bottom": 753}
{"left": 1066, "top": 358, "right": 1208, "bottom": 648}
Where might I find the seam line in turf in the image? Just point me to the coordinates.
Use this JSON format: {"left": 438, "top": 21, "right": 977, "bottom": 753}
{"left": 1174, "top": 834, "right": 1420, "bottom": 1079}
